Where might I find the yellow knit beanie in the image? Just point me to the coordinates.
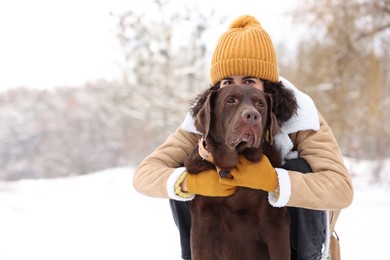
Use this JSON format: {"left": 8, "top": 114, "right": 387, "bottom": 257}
{"left": 210, "top": 15, "right": 279, "bottom": 85}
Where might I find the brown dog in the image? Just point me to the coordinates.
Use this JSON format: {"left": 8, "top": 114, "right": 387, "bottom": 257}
{"left": 184, "top": 84, "right": 291, "bottom": 260}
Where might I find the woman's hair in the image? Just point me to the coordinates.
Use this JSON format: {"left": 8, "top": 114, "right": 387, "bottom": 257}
{"left": 263, "top": 80, "right": 298, "bottom": 124}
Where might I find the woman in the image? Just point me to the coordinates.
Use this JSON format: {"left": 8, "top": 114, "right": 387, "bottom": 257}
{"left": 133, "top": 15, "right": 353, "bottom": 260}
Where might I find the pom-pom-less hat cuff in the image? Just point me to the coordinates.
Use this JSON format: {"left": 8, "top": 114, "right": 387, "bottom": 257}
{"left": 268, "top": 168, "right": 291, "bottom": 207}
{"left": 210, "top": 59, "right": 279, "bottom": 85}
{"left": 167, "top": 167, "right": 195, "bottom": 201}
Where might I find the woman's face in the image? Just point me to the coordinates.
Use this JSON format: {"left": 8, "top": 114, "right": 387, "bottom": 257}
{"left": 220, "top": 76, "right": 264, "bottom": 92}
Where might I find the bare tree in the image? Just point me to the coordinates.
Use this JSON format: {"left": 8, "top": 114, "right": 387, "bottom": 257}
{"left": 114, "top": 1, "right": 224, "bottom": 137}
{"left": 284, "top": 0, "right": 390, "bottom": 182}
{"left": 0, "top": 1, "right": 227, "bottom": 180}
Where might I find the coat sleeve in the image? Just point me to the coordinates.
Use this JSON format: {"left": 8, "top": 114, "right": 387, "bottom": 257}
{"left": 132, "top": 126, "right": 198, "bottom": 198}
{"left": 285, "top": 113, "right": 354, "bottom": 210}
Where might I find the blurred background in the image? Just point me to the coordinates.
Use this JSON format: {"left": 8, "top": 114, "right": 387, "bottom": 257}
{"left": 0, "top": 0, "right": 389, "bottom": 183}
{"left": 1, "top": 1, "right": 390, "bottom": 259}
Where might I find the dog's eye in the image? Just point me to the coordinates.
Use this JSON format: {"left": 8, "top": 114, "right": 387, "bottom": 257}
{"left": 227, "top": 97, "right": 236, "bottom": 104}
{"left": 256, "top": 101, "right": 264, "bottom": 107}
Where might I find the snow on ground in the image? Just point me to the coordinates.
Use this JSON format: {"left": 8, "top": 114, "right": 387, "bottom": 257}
{"left": 0, "top": 159, "right": 389, "bottom": 259}
{"left": 0, "top": 168, "right": 179, "bottom": 260}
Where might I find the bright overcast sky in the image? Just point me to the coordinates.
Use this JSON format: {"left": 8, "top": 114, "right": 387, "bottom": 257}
{"left": 0, "top": 0, "right": 298, "bottom": 91}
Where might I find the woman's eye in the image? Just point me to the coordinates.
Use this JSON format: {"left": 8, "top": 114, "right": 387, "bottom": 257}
{"left": 222, "top": 80, "right": 233, "bottom": 85}
{"left": 244, "top": 78, "right": 258, "bottom": 85}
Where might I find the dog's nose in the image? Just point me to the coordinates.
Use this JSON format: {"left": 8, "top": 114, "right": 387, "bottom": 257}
{"left": 242, "top": 110, "right": 260, "bottom": 125}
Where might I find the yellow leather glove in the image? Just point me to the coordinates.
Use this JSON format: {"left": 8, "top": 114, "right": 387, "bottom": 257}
{"left": 219, "top": 155, "right": 278, "bottom": 192}
{"left": 185, "top": 170, "right": 237, "bottom": 197}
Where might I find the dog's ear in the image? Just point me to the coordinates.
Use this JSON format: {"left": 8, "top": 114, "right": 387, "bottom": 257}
{"left": 194, "top": 90, "right": 216, "bottom": 138}
{"left": 265, "top": 94, "right": 280, "bottom": 144}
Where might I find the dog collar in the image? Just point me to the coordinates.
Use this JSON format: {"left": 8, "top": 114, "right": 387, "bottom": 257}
{"left": 198, "top": 138, "right": 233, "bottom": 178}
{"left": 198, "top": 137, "right": 215, "bottom": 164}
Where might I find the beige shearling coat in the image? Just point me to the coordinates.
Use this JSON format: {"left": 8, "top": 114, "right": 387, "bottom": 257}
{"left": 133, "top": 77, "right": 353, "bottom": 259}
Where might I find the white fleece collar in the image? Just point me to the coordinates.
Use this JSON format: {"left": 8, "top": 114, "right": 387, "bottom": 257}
{"left": 181, "top": 112, "right": 201, "bottom": 135}
{"left": 278, "top": 76, "right": 320, "bottom": 133}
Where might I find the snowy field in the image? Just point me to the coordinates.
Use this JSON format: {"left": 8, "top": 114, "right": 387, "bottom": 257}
{"left": 0, "top": 159, "right": 389, "bottom": 260}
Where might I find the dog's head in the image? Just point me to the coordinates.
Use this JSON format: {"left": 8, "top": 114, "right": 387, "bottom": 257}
{"left": 192, "top": 84, "right": 279, "bottom": 171}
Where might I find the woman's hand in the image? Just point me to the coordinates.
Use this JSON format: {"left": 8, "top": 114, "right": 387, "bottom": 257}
{"left": 219, "top": 155, "right": 279, "bottom": 192}
{"left": 183, "top": 170, "right": 237, "bottom": 197}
